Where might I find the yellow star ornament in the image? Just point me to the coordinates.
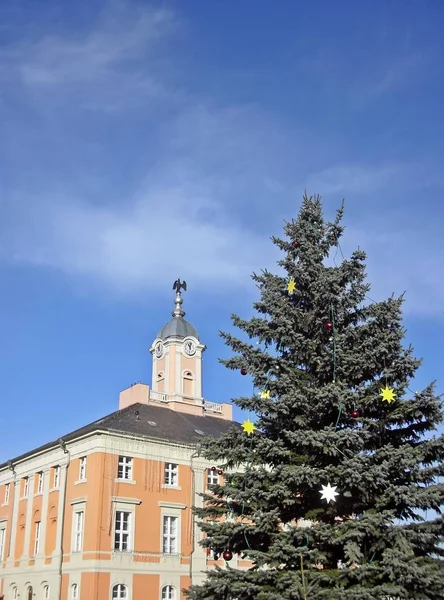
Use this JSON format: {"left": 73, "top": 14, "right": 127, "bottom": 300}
{"left": 380, "top": 386, "right": 396, "bottom": 403}
{"left": 242, "top": 419, "right": 256, "bottom": 435}
{"left": 260, "top": 390, "right": 270, "bottom": 399}
{"left": 287, "top": 279, "right": 296, "bottom": 294}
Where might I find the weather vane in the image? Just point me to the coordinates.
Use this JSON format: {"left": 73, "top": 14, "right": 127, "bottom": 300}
{"left": 172, "top": 278, "right": 187, "bottom": 318}
{"left": 173, "top": 278, "right": 187, "bottom": 294}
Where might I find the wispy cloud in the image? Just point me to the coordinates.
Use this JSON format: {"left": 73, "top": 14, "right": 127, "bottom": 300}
{"left": 0, "top": 3, "right": 177, "bottom": 112}
{"left": 304, "top": 164, "right": 404, "bottom": 196}
{"left": 340, "top": 228, "right": 444, "bottom": 318}
{"left": 2, "top": 181, "right": 273, "bottom": 296}
{"left": 0, "top": 2, "right": 443, "bottom": 319}
{"left": 297, "top": 40, "right": 429, "bottom": 111}
{"left": 348, "top": 52, "right": 428, "bottom": 110}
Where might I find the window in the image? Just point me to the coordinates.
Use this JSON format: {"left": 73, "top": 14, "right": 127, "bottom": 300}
{"left": 0, "top": 526, "right": 5, "bottom": 560}
{"left": 164, "top": 463, "right": 178, "bottom": 486}
{"left": 162, "top": 585, "right": 176, "bottom": 600}
{"left": 27, "top": 586, "right": 33, "bottom": 600}
{"left": 73, "top": 511, "right": 84, "bottom": 552}
{"left": 53, "top": 466, "right": 60, "bottom": 488}
{"left": 12, "top": 586, "right": 18, "bottom": 600}
{"left": 182, "top": 370, "right": 194, "bottom": 396}
{"left": 43, "top": 584, "right": 50, "bottom": 599}
{"left": 207, "top": 468, "right": 219, "bottom": 487}
{"left": 34, "top": 521, "right": 41, "bottom": 554}
{"left": 4, "top": 483, "right": 10, "bottom": 504}
{"left": 79, "top": 457, "right": 87, "bottom": 481}
{"left": 117, "top": 456, "right": 132, "bottom": 480}
{"left": 112, "top": 584, "right": 128, "bottom": 599}
{"left": 162, "top": 516, "right": 178, "bottom": 554}
{"left": 37, "top": 472, "right": 44, "bottom": 493}
{"left": 23, "top": 477, "right": 29, "bottom": 497}
{"left": 71, "top": 584, "right": 79, "bottom": 600}
{"left": 114, "top": 511, "right": 131, "bottom": 551}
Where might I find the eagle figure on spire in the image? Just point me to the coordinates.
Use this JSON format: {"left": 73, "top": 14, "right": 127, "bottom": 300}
{"left": 173, "top": 278, "right": 187, "bottom": 294}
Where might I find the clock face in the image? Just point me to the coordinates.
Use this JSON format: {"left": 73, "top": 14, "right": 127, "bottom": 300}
{"left": 155, "top": 341, "right": 164, "bottom": 358}
{"left": 183, "top": 340, "right": 196, "bottom": 356}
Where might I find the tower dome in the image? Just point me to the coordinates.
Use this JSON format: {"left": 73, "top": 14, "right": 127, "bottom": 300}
{"left": 157, "top": 278, "right": 199, "bottom": 341}
{"left": 157, "top": 317, "right": 199, "bottom": 341}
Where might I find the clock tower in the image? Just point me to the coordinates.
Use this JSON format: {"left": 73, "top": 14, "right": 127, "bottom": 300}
{"left": 149, "top": 282, "right": 206, "bottom": 405}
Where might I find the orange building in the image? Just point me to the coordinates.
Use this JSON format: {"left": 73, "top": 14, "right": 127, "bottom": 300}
{"left": 0, "top": 285, "right": 236, "bottom": 600}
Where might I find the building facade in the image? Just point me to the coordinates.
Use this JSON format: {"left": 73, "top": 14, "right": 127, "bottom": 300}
{"left": 0, "top": 287, "right": 240, "bottom": 600}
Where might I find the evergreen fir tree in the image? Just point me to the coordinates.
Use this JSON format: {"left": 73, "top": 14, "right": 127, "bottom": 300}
{"left": 186, "top": 194, "right": 444, "bottom": 600}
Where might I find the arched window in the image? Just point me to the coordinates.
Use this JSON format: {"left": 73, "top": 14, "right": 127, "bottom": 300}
{"left": 161, "top": 586, "right": 176, "bottom": 600}
{"left": 27, "top": 586, "right": 33, "bottom": 600}
{"left": 11, "top": 586, "right": 18, "bottom": 600}
{"left": 43, "top": 584, "right": 50, "bottom": 599}
{"left": 112, "top": 584, "right": 128, "bottom": 600}
{"left": 71, "top": 584, "right": 79, "bottom": 600}
{"left": 157, "top": 371, "right": 165, "bottom": 393}
{"left": 182, "top": 370, "right": 194, "bottom": 397}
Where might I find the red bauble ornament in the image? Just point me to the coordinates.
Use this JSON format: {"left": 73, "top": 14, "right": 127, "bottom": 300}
{"left": 240, "top": 367, "right": 248, "bottom": 376}
{"left": 324, "top": 321, "right": 333, "bottom": 331}
{"left": 352, "top": 410, "right": 359, "bottom": 418}
{"left": 223, "top": 549, "right": 233, "bottom": 561}
{"left": 211, "top": 466, "right": 217, "bottom": 472}
{"left": 217, "top": 469, "right": 223, "bottom": 475}
{"left": 213, "top": 553, "right": 219, "bottom": 560}
{"left": 292, "top": 241, "right": 300, "bottom": 248}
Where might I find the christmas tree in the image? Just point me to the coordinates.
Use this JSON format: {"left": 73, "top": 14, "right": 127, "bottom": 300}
{"left": 186, "top": 194, "right": 444, "bottom": 600}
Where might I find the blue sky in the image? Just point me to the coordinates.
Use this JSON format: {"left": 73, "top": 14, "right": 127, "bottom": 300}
{"left": 1, "top": 0, "right": 444, "bottom": 462}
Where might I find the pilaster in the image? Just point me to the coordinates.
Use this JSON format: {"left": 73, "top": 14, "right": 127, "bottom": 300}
{"left": 175, "top": 345, "right": 182, "bottom": 394}
{"left": 191, "top": 466, "right": 208, "bottom": 584}
{"left": 195, "top": 352, "right": 203, "bottom": 398}
{"left": 152, "top": 355, "right": 157, "bottom": 392}
{"left": 36, "top": 469, "right": 50, "bottom": 561}
{"left": 165, "top": 346, "right": 171, "bottom": 394}
{"left": 54, "top": 462, "right": 68, "bottom": 556}
{"left": 22, "top": 475, "right": 35, "bottom": 559}
{"left": 7, "top": 479, "right": 20, "bottom": 565}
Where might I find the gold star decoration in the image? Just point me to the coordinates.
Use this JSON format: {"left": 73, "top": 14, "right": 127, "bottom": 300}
{"left": 242, "top": 419, "right": 256, "bottom": 435}
{"left": 260, "top": 390, "right": 270, "bottom": 399}
{"left": 287, "top": 279, "right": 296, "bottom": 294}
{"left": 380, "top": 385, "right": 396, "bottom": 403}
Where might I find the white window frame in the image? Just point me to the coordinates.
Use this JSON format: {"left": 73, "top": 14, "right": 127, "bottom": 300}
{"left": 12, "top": 585, "right": 18, "bottom": 600}
{"left": 112, "top": 584, "right": 128, "bottom": 599}
{"left": 0, "top": 524, "right": 6, "bottom": 561}
{"left": 53, "top": 466, "right": 60, "bottom": 489}
{"left": 34, "top": 521, "right": 41, "bottom": 555}
{"left": 161, "top": 585, "right": 176, "bottom": 600}
{"left": 114, "top": 510, "right": 132, "bottom": 552}
{"left": 117, "top": 456, "right": 133, "bottom": 481}
{"left": 23, "top": 477, "right": 29, "bottom": 498}
{"left": 43, "top": 584, "right": 50, "bottom": 599}
{"left": 207, "top": 469, "right": 219, "bottom": 487}
{"left": 79, "top": 457, "right": 87, "bottom": 481}
{"left": 71, "top": 583, "right": 79, "bottom": 600}
{"left": 73, "top": 510, "right": 84, "bottom": 552}
{"left": 164, "top": 463, "right": 178, "bottom": 486}
{"left": 37, "top": 472, "right": 44, "bottom": 494}
{"left": 162, "top": 515, "right": 178, "bottom": 555}
{"left": 4, "top": 483, "right": 10, "bottom": 504}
